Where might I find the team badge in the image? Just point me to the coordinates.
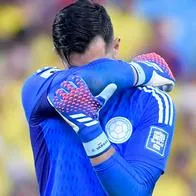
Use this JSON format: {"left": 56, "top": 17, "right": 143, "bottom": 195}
{"left": 105, "top": 117, "right": 133, "bottom": 144}
{"left": 146, "top": 126, "right": 168, "bottom": 156}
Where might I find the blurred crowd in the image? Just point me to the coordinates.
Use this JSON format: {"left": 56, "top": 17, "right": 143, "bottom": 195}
{"left": 0, "top": 0, "right": 195, "bottom": 195}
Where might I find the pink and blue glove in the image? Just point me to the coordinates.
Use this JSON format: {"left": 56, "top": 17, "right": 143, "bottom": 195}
{"left": 131, "top": 53, "right": 175, "bottom": 92}
{"left": 47, "top": 75, "right": 116, "bottom": 158}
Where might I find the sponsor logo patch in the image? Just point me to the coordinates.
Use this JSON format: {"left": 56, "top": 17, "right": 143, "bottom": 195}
{"left": 105, "top": 117, "right": 132, "bottom": 144}
{"left": 146, "top": 126, "right": 168, "bottom": 156}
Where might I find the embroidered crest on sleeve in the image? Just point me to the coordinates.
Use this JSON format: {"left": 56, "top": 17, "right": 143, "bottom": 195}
{"left": 105, "top": 117, "right": 133, "bottom": 144}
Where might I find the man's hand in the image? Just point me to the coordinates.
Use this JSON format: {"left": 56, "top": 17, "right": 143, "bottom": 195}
{"left": 131, "top": 53, "right": 175, "bottom": 92}
{"left": 47, "top": 75, "right": 116, "bottom": 157}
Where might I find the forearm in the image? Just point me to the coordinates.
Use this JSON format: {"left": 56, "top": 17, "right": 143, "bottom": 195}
{"left": 74, "top": 58, "right": 137, "bottom": 95}
{"left": 92, "top": 150, "right": 161, "bottom": 196}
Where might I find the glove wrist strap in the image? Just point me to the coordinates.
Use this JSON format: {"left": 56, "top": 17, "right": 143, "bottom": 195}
{"left": 82, "top": 132, "right": 111, "bottom": 158}
{"left": 130, "top": 61, "right": 147, "bottom": 85}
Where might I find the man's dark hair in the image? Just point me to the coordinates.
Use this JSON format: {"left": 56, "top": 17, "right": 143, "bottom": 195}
{"left": 52, "top": 0, "right": 114, "bottom": 64}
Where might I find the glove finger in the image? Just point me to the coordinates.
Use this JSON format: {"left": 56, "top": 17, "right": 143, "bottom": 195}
{"left": 47, "top": 90, "right": 67, "bottom": 113}
{"left": 68, "top": 74, "right": 88, "bottom": 89}
{"left": 60, "top": 79, "right": 78, "bottom": 93}
{"left": 96, "top": 83, "right": 117, "bottom": 105}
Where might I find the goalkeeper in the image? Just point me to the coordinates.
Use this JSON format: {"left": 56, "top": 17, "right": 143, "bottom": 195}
{"left": 22, "top": 1, "right": 176, "bottom": 195}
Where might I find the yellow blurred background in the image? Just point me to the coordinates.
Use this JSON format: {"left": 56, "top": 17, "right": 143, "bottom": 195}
{"left": 0, "top": 0, "right": 195, "bottom": 195}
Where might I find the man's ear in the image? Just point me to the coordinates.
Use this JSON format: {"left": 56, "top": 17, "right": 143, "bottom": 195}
{"left": 113, "top": 37, "right": 121, "bottom": 58}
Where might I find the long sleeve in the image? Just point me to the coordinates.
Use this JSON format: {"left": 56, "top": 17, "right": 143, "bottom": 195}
{"left": 72, "top": 58, "right": 136, "bottom": 95}
{"left": 93, "top": 152, "right": 162, "bottom": 196}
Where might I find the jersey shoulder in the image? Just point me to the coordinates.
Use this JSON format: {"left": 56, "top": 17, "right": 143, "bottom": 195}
{"left": 21, "top": 67, "right": 62, "bottom": 121}
{"left": 135, "top": 86, "right": 176, "bottom": 127}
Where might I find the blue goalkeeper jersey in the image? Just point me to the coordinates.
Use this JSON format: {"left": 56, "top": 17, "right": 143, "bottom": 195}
{"left": 22, "top": 59, "right": 176, "bottom": 196}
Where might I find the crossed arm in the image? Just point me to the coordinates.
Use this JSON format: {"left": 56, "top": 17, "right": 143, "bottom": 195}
{"left": 50, "top": 53, "right": 175, "bottom": 97}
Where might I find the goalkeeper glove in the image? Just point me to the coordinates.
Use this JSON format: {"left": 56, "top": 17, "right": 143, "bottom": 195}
{"left": 47, "top": 75, "right": 116, "bottom": 158}
{"left": 131, "top": 53, "right": 175, "bottom": 92}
